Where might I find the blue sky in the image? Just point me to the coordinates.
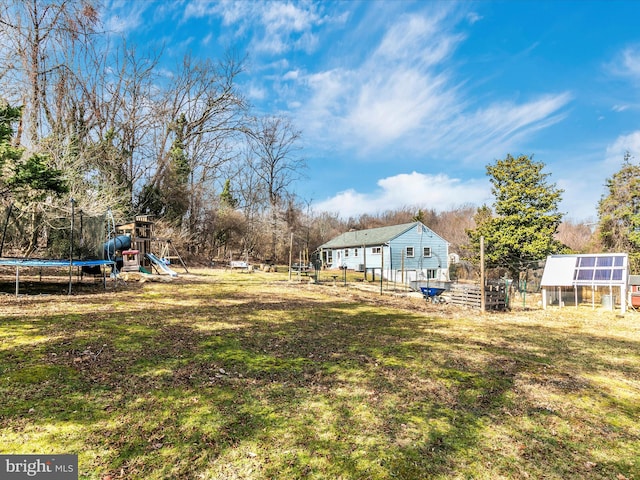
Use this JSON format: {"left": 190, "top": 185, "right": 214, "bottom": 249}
{"left": 103, "top": 0, "right": 640, "bottom": 221}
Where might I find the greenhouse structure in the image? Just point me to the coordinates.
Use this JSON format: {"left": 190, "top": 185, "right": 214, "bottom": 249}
{"left": 540, "top": 253, "right": 629, "bottom": 314}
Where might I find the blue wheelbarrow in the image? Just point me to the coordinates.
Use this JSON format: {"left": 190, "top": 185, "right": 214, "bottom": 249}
{"left": 420, "top": 286, "right": 447, "bottom": 303}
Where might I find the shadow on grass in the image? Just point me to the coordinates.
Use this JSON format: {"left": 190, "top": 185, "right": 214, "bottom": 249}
{"left": 0, "top": 280, "right": 639, "bottom": 479}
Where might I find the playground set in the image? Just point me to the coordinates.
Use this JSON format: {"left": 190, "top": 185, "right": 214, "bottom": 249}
{"left": 106, "top": 215, "right": 187, "bottom": 277}
{"left": 0, "top": 202, "right": 186, "bottom": 295}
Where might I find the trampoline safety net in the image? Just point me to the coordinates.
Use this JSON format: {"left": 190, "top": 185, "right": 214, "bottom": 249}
{"left": 0, "top": 203, "right": 109, "bottom": 260}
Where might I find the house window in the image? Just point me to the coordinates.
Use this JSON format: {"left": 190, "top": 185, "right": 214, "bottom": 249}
{"left": 344, "top": 248, "right": 349, "bottom": 257}
{"left": 406, "top": 247, "right": 415, "bottom": 258}
{"left": 354, "top": 248, "right": 358, "bottom": 257}
{"left": 423, "top": 247, "right": 432, "bottom": 257}
{"left": 372, "top": 246, "right": 381, "bottom": 254}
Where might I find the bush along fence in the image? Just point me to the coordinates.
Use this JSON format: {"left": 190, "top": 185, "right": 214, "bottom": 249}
{"left": 449, "top": 280, "right": 509, "bottom": 311}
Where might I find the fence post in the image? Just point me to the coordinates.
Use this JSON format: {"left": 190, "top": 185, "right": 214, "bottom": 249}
{"left": 480, "top": 236, "right": 485, "bottom": 312}
{"left": 68, "top": 198, "right": 76, "bottom": 296}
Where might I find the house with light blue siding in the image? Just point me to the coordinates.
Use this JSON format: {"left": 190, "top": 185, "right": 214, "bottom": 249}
{"left": 317, "top": 222, "right": 449, "bottom": 284}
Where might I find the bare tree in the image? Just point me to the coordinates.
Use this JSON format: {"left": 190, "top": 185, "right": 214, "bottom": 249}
{"left": 224, "top": 149, "right": 267, "bottom": 260}
{"left": 0, "top": 0, "right": 103, "bottom": 250}
{"left": 0, "top": 0, "right": 100, "bottom": 146}
{"left": 555, "top": 220, "right": 596, "bottom": 253}
{"left": 429, "top": 205, "right": 477, "bottom": 255}
{"left": 140, "top": 53, "right": 247, "bottom": 244}
{"left": 20, "top": 37, "right": 162, "bottom": 221}
{"left": 244, "top": 115, "right": 305, "bottom": 261}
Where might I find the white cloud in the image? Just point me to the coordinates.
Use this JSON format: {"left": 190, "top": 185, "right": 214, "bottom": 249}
{"left": 184, "top": 0, "right": 223, "bottom": 20}
{"left": 263, "top": 2, "right": 316, "bottom": 33}
{"left": 312, "top": 164, "right": 606, "bottom": 223}
{"left": 102, "top": 0, "right": 150, "bottom": 33}
{"left": 605, "top": 131, "right": 640, "bottom": 166}
{"left": 246, "top": 84, "right": 267, "bottom": 101}
{"left": 554, "top": 131, "right": 640, "bottom": 222}
{"left": 188, "top": 0, "right": 326, "bottom": 54}
{"left": 182, "top": 2, "right": 569, "bottom": 164}
{"left": 344, "top": 68, "right": 457, "bottom": 148}
{"left": 302, "top": 68, "right": 352, "bottom": 135}
{"left": 201, "top": 32, "right": 213, "bottom": 46}
{"left": 312, "top": 171, "right": 489, "bottom": 219}
{"left": 443, "top": 93, "right": 572, "bottom": 160}
{"left": 466, "top": 12, "right": 482, "bottom": 25}
{"left": 612, "top": 104, "right": 630, "bottom": 112}
{"left": 621, "top": 46, "right": 640, "bottom": 78}
{"left": 283, "top": 70, "right": 300, "bottom": 80}
{"left": 376, "top": 13, "right": 454, "bottom": 65}
{"left": 608, "top": 45, "right": 640, "bottom": 84}
{"left": 256, "top": 2, "right": 323, "bottom": 54}
{"left": 294, "top": 8, "right": 570, "bottom": 162}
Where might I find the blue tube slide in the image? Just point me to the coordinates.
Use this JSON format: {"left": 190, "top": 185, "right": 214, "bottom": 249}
{"left": 103, "top": 235, "right": 131, "bottom": 260}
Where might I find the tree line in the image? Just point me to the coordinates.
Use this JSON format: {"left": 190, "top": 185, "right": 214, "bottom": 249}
{"left": 1, "top": 1, "right": 638, "bottom": 276}
{"left": 0, "top": 0, "right": 305, "bottom": 263}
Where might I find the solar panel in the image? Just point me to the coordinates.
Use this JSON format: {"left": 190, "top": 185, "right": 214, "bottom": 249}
{"left": 597, "top": 256, "right": 613, "bottom": 267}
{"left": 541, "top": 253, "right": 628, "bottom": 287}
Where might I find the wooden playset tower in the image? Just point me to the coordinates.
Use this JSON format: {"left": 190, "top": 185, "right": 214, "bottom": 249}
{"left": 115, "top": 215, "right": 154, "bottom": 272}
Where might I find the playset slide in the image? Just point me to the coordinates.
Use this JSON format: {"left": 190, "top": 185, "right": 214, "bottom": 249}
{"left": 103, "top": 236, "right": 177, "bottom": 277}
{"left": 145, "top": 253, "right": 178, "bottom": 277}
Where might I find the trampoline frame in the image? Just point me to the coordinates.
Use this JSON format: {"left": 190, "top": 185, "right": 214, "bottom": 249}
{"left": 0, "top": 258, "right": 115, "bottom": 296}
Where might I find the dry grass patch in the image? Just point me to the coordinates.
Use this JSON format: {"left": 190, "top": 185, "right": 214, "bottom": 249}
{"left": 0, "top": 269, "right": 638, "bottom": 479}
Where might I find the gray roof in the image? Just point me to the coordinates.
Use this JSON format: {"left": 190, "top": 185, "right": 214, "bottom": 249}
{"left": 318, "top": 222, "right": 419, "bottom": 249}
{"left": 629, "top": 275, "right": 640, "bottom": 286}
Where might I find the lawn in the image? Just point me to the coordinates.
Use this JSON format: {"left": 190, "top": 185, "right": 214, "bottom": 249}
{"left": 0, "top": 269, "right": 638, "bottom": 479}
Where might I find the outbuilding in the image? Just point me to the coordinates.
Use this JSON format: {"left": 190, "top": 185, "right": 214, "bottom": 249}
{"left": 540, "top": 253, "right": 629, "bottom": 313}
{"left": 317, "top": 221, "right": 449, "bottom": 285}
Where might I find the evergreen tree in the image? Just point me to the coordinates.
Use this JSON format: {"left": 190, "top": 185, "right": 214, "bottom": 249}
{"left": 598, "top": 152, "right": 640, "bottom": 272}
{"left": 0, "top": 102, "right": 67, "bottom": 202}
{"left": 0, "top": 104, "right": 24, "bottom": 197}
{"left": 219, "top": 179, "right": 238, "bottom": 209}
{"left": 164, "top": 113, "right": 191, "bottom": 223}
{"left": 137, "top": 114, "right": 191, "bottom": 223}
{"left": 412, "top": 209, "right": 425, "bottom": 223}
{"left": 467, "top": 154, "right": 565, "bottom": 280}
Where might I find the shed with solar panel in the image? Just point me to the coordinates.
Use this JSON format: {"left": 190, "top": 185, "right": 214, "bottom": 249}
{"left": 540, "top": 253, "right": 629, "bottom": 313}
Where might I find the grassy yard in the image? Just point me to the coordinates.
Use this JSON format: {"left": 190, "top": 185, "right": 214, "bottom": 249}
{"left": 0, "top": 269, "right": 639, "bottom": 479}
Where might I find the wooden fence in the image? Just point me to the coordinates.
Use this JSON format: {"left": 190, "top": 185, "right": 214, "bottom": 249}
{"left": 449, "top": 282, "right": 509, "bottom": 311}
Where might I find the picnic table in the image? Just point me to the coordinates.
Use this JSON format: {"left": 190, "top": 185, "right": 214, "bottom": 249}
{"left": 290, "top": 263, "right": 312, "bottom": 275}
{"left": 229, "top": 261, "right": 249, "bottom": 270}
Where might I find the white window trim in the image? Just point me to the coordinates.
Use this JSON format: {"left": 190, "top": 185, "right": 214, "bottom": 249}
{"left": 406, "top": 246, "right": 415, "bottom": 258}
{"left": 423, "top": 247, "right": 432, "bottom": 258}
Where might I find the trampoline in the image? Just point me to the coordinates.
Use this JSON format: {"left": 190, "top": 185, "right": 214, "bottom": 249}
{"left": 0, "top": 200, "right": 121, "bottom": 296}
{"left": 0, "top": 258, "right": 115, "bottom": 296}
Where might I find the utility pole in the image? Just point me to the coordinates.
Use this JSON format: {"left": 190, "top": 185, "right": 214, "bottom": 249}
{"left": 68, "top": 198, "right": 76, "bottom": 295}
{"left": 380, "top": 244, "right": 384, "bottom": 295}
{"left": 362, "top": 245, "right": 366, "bottom": 281}
{"left": 480, "top": 236, "right": 485, "bottom": 312}
{"left": 288, "top": 232, "right": 293, "bottom": 281}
